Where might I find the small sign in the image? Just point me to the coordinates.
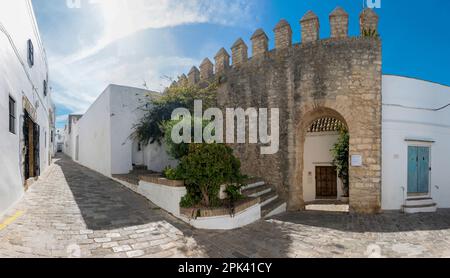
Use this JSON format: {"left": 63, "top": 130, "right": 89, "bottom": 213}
{"left": 351, "top": 155, "right": 363, "bottom": 167}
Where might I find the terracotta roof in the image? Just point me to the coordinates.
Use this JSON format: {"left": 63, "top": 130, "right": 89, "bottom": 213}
{"left": 308, "top": 117, "right": 344, "bottom": 133}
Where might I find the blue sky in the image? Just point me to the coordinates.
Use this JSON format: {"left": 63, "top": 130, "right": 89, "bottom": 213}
{"left": 31, "top": 0, "right": 450, "bottom": 128}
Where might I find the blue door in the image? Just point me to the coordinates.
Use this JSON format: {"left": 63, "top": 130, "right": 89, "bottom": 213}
{"left": 407, "top": 146, "right": 430, "bottom": 194}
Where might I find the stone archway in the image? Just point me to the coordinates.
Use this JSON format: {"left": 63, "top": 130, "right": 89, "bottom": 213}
{"left": 290, "top": 107, "right": 349, "bottom": 210}
{"left": 302, "top": 116, "right": 348, "bottom": 204}
{"left": 289, "top": 105, "right": 381, "bottom": 214}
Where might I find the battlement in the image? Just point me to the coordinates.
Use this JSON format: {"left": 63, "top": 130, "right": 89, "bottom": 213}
{"left": 176, "top": 7, "right": 379, "bottom": 86}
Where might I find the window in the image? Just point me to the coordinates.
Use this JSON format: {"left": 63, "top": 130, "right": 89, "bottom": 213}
{"left": 43, "top": 80, "right": 47, "bottom": 97}
{"left": 51, "top": 130, "right": 54, "bottom": 143}
{"left": 9, "top": 96, "right": 16, "bottom": 134}
{"left": 27, "top": 39, "right": 34, "bottom": 67}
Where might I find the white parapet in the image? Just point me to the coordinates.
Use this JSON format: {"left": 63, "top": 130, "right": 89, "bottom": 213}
{"left": 138, "top": 180, "right": 187, "bottom": 217}
{"left": 181, "top": 204, "right": 261, "bottom": 230}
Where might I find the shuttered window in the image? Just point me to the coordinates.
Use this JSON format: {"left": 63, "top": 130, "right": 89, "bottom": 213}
{"left": 27, "top": 39, "right": 34, "bottom": 67}
{"left": 9, "top": 96, "right": 16, "bottom": 134}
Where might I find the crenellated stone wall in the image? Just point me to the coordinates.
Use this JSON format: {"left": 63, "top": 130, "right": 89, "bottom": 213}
{"left": 175, "top": 8, "right": 382, "bottom": 214}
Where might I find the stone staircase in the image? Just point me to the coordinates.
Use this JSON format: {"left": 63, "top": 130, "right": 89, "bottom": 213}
{"left": 242, "top": 178, "right": 287, "bottom": 218}
{"left": 403, "top": 197, "right": 437, "bottom": 214}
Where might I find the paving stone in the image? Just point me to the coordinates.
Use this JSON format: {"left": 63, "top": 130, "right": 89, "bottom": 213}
{"left": 2, "top": 155, "right": 450, "bottom": 258}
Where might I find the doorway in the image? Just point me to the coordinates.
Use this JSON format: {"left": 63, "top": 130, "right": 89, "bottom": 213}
{"left": 315, "top": 166, "right": 338, "bottom": 199}
{"left": 408, "top": 146, "right": 430, "bottom": 196}
{"left": 23, "top": 112, "right": 40, "bottom": 181}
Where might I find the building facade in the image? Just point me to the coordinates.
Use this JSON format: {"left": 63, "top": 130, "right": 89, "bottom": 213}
{"left": 64, "top": 84, "right": 176, "bottom": 177}
{"left": 175, "top": 7, "right": 450, "bottom": 213}
{"left": 0, "top": 0, "right": 55, "bottom": 216}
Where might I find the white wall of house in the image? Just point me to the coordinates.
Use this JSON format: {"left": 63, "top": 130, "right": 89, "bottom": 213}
{"left": 0, "top": 0, "right": 53, "bottom": 216}
{"left": 143, "top": 142, "right": 178, "bottom": 173}
{"left": 76, "top": 90, "right": 111, "bottom": 176}
{"left": 382, "top": 75, "right": 450, "bottom": 210}
{"left": 63, "top": 115, "right": 81, "bottom": 160}
{"left": 70, "top": 84, "right": 173, "bottom": 177}
{"left": 109, "top": 85, "right": 150, "bottom": 175}
{"left": 303, "top": 132, "right": 343, "bottom": 202}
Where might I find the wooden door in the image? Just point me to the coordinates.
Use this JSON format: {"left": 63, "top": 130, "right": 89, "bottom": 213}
{"left": 408, "top": 146, "right": 430, "bottom": 194}
{"left": 316, "top": 166, "right": 338, "bottom": 198}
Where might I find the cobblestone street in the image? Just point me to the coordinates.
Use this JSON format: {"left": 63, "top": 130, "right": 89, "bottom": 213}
{"left": 1, "top": 155, "right": 450, "bottom": 258}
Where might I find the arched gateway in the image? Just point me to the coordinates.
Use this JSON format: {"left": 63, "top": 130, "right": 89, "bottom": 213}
{"left": 178, "top": 8, "right": 382, "bottom": 213}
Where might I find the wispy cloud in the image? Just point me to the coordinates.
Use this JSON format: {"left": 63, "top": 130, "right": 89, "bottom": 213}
{"left": 64, "top": 0, "right": 256, "bottom": 63}
{"left": 35, "top": 0, "right": 259, "bottom": 127}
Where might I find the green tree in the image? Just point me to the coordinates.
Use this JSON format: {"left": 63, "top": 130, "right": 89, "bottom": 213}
{"left": 133, "top": 81, "right": 218, "bottom": 145}
{"left": 178, "top": 144, "right": 244, "bottom": 207}
{"left": 331, "top": 129, "right": 350, "bottom": 197}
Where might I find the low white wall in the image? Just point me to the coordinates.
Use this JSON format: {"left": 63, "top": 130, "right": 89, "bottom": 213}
{"left": 138, "top": 180, "right": 187, "bottom": 217}
{"left": 183, "top": 204, "right": 261, "bottom": 230}
{"left": 382, "top": 75, "right": 450, "bottom": 210}
{"left": 303, "top": 132, "right": 343, "bottom": 202}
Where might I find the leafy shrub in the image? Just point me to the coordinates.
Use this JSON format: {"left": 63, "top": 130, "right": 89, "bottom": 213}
{"left": 362, "top": 28, "right": 379, "bottom": 38}
{"left": 331, "top": 128, "right": 350, "bottom": 197}
{"left": 225, "top": 184, "right": 244, "bottom": 203}
{"left": 162, "top": 117, "right": 212, "bottom": 160}
{"left": 162, "top": 166, "right": 182, "bottom": 180}
{"left": 133, "top": 82, "right": 218, "bottom": 145}
{"left": 177, "top": 144, "right": 245, "bottom": 207}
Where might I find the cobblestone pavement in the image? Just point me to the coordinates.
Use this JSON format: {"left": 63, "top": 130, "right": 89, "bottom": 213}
{"left": 1, "top": 155, "right": 450, "bottom": 258}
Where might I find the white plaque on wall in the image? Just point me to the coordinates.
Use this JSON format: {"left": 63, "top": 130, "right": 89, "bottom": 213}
{"left": 351, "top": 155, "right": 363, "bottom": 167}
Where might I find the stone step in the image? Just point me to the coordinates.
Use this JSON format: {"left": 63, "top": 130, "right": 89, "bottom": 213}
{"left": 403, "top": 203, "right": 437, "bottom": 214}
{"left": 261, "top": 199, "right": 287, "bottom": 218}
{"left": 242, "top": 179, "right": 266, "bottom": 191}
{"left": 133, "top": 165, "right": 148, "bottom": 171}
{"left": 405, "top": 198, "right": 434, "bottom": 207}
{"left": 242, "top": 185, "right": 272, "bottom": 198}
{"left": 259, "top": 191, "right": 278, "bottom": 207}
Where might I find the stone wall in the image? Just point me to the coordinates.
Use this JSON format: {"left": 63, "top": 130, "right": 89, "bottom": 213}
{"left": 175, "top": 8, "right": 382, "bottom": 214}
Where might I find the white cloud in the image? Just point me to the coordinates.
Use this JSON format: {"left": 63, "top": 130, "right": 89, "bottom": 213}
{"left": 64, "top": 0, "right": 255, "bottom": 63}
{"left": 48, "top": 0, "right": 257, "bottom": 127}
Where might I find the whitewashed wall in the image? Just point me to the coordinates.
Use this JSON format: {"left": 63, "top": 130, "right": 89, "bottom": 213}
{"left": 143, "top": 142, "right": 178, "bottom": 173}
{"left": 0, "top": 0, "right": 53, "bottom": 215}
{"left": 109, "top": 85, "right": 151, "bottom": 175}
{"left": 72, "top": 85, "right": 172, "bottom": 177}
{"left": 76, "top": 90, "right": 111, "bottom": 176}
{"left": 382, "top": 75, "right": 450, "bottom": 210}
{"left": 302, "top": 132, "right": 343, "bottom": 202}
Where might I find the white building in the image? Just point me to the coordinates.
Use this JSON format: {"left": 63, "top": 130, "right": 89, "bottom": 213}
{"left": 55, "top": 129, "right": 64, "bottom": 153}
{"left": 63, "top": 114, "right": 82, "bottom": 159}
{"left": 382, "top": 75, "right": 450, "bottom": 212}
{"left": 0, "top": 0, "right": 55, "bottom": 216}
{"left": 65, "top": 84, "right": 176, "bottom": 178}
{"left": 301, "top": 75, "right": 450, "bottom": 212}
